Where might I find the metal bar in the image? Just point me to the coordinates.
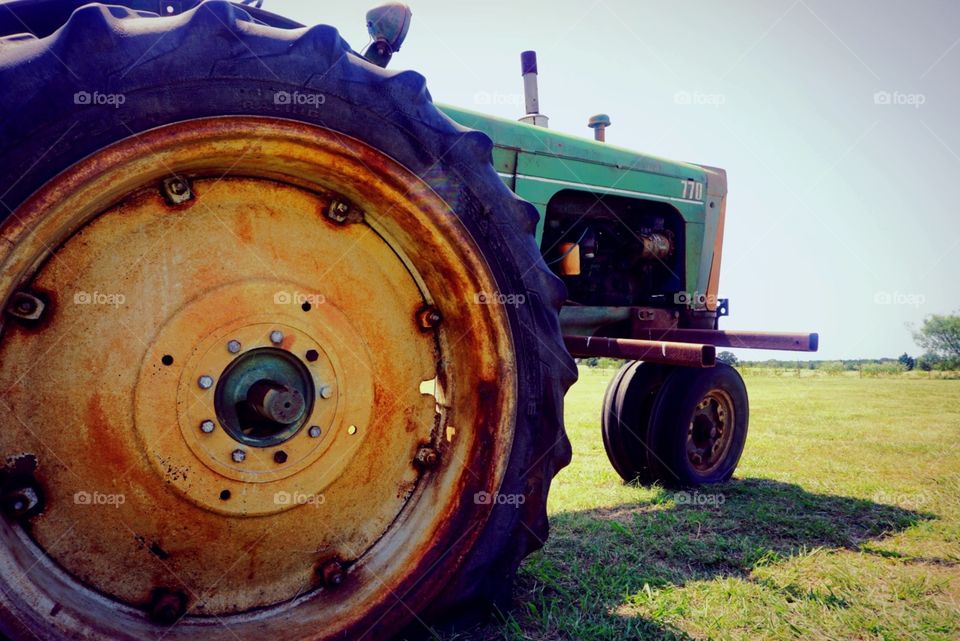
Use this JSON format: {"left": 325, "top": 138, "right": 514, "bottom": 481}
{"left": 630, "top": 329, "right": 819, "bottom": 352}
{"left": 564, "top": 335, "right": 715, "bottom": 368}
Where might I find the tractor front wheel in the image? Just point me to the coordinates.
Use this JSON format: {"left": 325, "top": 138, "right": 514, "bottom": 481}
{"left": 647, "top": 363, "right": 749, "bottom": 486}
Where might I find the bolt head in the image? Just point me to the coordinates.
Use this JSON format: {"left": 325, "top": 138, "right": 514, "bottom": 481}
{"left": 198, "top": 375, "right": 214, "bottom": 390}
{"left": 200, "top": 419, "right": 215, "bottom": 434}
{"left": 149, "top": 589, "right": 187, "bottom": 625}
{"left": 7, "top": 292, "right": 44, "bottom": 321}
{"left": 269, "top": 330, "right": 284, "bottom": 345}
{"left": 3, "top": 485, "right": 40, "bottom": 518}
{"left": 161, "top": 177, "right": 192, "bottom": 205}
{"left": 273, "top": 450, "right": 288, "bottom": 464}
{"left": 231, "top": 449, "right": 246, "bottom": 463}
{"left": 227, "top": 339, "right": 241, "bottom": 354}
{"left": 320, "top": 560, "right": 344, "bottom": 588}
{"left": 414, "top": 446, "right": 439, "bottom": 469}
{"left": 417, "top": 306, "right": 442, "bottom": 330}
{"left": 327, "top": 200, "right": 350, "bottom": 223}
{"left": 308, "top": 425, "right": 322, "bottom": 438}
{"left": 318, "top": 384, "right": 333, "bottom": 399}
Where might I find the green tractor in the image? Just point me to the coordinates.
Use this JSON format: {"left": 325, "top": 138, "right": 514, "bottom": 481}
{"left": 0, "top": 2, "right": 816, "bottom": 638}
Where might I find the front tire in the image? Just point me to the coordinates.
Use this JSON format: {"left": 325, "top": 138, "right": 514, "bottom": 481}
{"left": 601, "top": 361, "right": 670, "bottom": 483}
{"left": 647, "top": 363, "right": 749, "bottom": 486}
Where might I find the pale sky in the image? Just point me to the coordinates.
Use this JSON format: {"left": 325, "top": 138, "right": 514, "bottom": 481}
{"left": 276, "top": 0, "right": 959, "bottom": 360}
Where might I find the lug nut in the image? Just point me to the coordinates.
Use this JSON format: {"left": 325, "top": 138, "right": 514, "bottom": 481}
{"left": 325, "top": 199, "right": 364, "bottom": 224}
{"left": 269, "top": 330, "right": 284, "bottom": 345}
{"left": 413, "top": 445, "right": 439, "bottom": 470}
{"left": 231, "top": 449, "right": 246, "bottom": 463}
{"left": 148, "top": 588, "right": 187, "bottom": 624}
{"left": 416, "top": 305, "right": 442, "bottom": 330}
{"left": 199, "top": 419, "right": 215, "bottom": 434}
{"left": 326, "top": 199, "right": 350, "bottom": 223}
{"left": 227, "top": 339, "right": 241, "bottom": 354}
{"left": 197, "top": 375, "right": 214, "bottom": 390}
{"left": 319, "top": 560, "right": 344, "bottom": 588}
{"left": 2, "top": 483, "right": 42, "bottom": 519}
{"left": 308, "top": 425, "right": 322, "bottom": 438}
{"left": 160, "top": 176, "right": 192, "bottom": 205}
{"left": 5, "top": 291, "right": 45, "bottom": 322}
{"left": 318, "top": 384, "right": 333, "bottom": 400}
{"left": 273, "top": 450, "right": 288, "bottom": 464}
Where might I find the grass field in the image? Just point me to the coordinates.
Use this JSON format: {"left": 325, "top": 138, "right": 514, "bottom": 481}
{"left": 449, "top": 367, "right": 960, "bottom": 641}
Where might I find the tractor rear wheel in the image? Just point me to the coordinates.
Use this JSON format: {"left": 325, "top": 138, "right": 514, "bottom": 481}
{"left": 0, "top": 4, "right": 575, "bottom": 639}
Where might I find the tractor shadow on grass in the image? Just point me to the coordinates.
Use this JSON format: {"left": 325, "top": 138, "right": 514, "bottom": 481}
{"left": 452, "top": 477, "right": 931, "bottom": 641}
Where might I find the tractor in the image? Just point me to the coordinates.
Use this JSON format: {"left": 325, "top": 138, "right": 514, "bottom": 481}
{"left": 0, "top": 1, "right": 816, "bottom": 639}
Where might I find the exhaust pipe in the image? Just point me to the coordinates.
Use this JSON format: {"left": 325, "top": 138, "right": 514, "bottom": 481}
{"left": 519, "top": 51, "right": 549, "bottom": 128}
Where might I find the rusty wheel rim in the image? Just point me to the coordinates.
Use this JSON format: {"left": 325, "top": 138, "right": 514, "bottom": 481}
{"left": 686, "top": 388, "right": 735, "bottom": 474}
{"left": 0, "top": 118, "right": 516, "bottom": 639}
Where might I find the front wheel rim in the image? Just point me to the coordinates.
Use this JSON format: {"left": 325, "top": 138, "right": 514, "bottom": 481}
{"left": 686, "top": 388, "right": 736, "bottom": 474}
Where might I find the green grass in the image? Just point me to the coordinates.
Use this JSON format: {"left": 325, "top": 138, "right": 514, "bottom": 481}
{"left": 445, "top": 367, "right": 960, "bottom": 641}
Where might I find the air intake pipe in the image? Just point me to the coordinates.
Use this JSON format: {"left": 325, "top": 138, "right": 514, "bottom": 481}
{"left": 519, "top": 51, "right": 549, "bottom": 127}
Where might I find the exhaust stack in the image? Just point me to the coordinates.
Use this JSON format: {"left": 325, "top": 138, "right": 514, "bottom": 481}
{"left": 519, "top": 51, "right": 549, "bottom": 127}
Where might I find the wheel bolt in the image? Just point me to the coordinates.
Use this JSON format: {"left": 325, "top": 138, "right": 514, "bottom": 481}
{"left": 198, "top": 375, "right": 214, "bottom": 390}
{"left": 308, "top": 425, "right": 322, "bottom": 438}
{"left": 413, "top": 445, "right": 439, "bottom": 470}
{"left": 5, "top": 291, "right": 45, "bottom": 322}
{"left": 231, "top": 449, "right": 246, "bottom": 463}
{"left": 199, "top": 419, "right": 215, "bottom": 434}
{"left": 2, "top": 483, "right": 42, "bottom": 519}
{"left": 227, "top": 339, "right": 241, "bottom": 354}
{"left": 416, "top": 305, "right": 442, "bottom": 330}
{"left": 148, "top": 588, "right": 187, "bottom": 624}
{"left": 273, "top": 450, "right": 288, "bottom": 464}
{"left": 318, "top": 384, "right": 333, "bottom": 399}
{"left": 270, "top": 330, "right": 284, "bottom": 345}
{"left": 160, "top": 176, "right": 193, "bottom": 205}
{"left": 319, "top": 560, "right": 344, "bottom": 588}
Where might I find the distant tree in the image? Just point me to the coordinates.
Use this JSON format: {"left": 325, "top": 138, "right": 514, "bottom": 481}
{"left": 717, "top": 351, "right": 739, "bottom": 366}
{"left": 820, "top": 361, "right": 844, "bottom": 376}
{"left": 898, "top": 352, "right": 915, "bottom": 371}
{"left": 914, "top": 313, "right": 960, "bottom": 358}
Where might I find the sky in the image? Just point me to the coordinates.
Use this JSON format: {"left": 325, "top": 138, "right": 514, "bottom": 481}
{"left": 275, "top": 0, "right": 960, "bottom": 360}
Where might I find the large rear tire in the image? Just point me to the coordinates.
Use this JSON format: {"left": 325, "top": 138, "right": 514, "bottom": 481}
{"left": 0, "top": 3, "right": 575, "bottom": 639}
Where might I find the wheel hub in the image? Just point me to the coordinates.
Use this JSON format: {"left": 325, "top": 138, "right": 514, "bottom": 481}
{"left": 687, "top": 389, "right": 735, "bottom": 473}
{"left": 216, "top": 347, "right": 313, "bottom": 443}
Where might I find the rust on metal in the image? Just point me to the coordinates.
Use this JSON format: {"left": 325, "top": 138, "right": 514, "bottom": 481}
{"left": 0, "top": 117, "right": 519, "bottom": 639}
{"left": 160, "top": 176, "right": 192, "bottom": 205}
{"left": 564, "top": 335, "right": 716, "bottom": 367}
{"left": 630, "top": 328, "right": 819, "bottom": 352}
{"left": 318, "top": 559, "right": 345, "bottom": 588}
{"left": 413, "top": 445, "right": 439, "bottom": 470}
{"left": 148, "top": 588, "right": 187, "bottom": 625}
{"left": 325, "top": 198, "right": 364, "bottom": 225}
{"left": 687, "top": 389, "right": 735, "bottom": 473}
{"left": 4, "top": 291, "right": 45, "bottom": 322}
{"left": 416, "top": 305, "right": 442, "bottom": 330}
